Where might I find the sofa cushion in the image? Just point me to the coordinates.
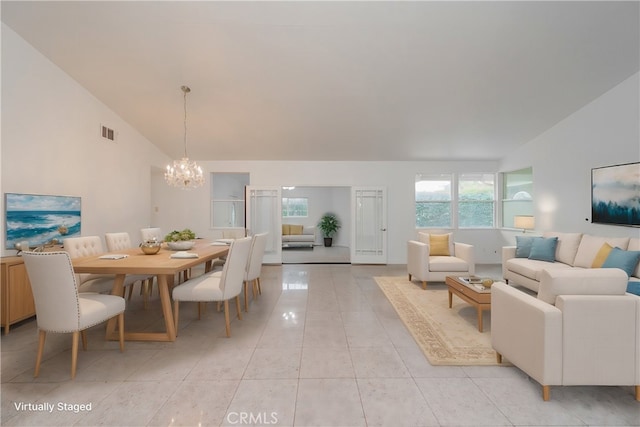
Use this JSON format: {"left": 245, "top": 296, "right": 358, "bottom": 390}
{"left": 591, "top": 243, "right": 613, "bottom": 268}
{"left": 628, "top": 238, "right": 640, "bottom": 278}
{"left": 528, "top": 237, "right": 558, "bottom": 262}
{"left": 289, "top": 224, "right": 303, "bottom": 235}
{"left": 573, "top": 235, "right": 630, "bottom": 268}
{"left": 537, "top": 268, "right": 628, "bottom": 305}
{"left": 601, "top": 247, "right": 640, "bottom": 277}
{"left": 542, "top": 232, "right": 583, "bottom": 265}
{"left": 506, "top": 258, "right": 573, "bottom": 281}
{"left": 515, "top": 236, "right": 541, "bottom": 258}
{"left": 428, "top": 256, "right": 468, "bottom": 272}
{"left": 627, "top": 281, "right": 640, "bottom": 296}
{"left": 282, "top": 224, "right": 291, "bottom": 235}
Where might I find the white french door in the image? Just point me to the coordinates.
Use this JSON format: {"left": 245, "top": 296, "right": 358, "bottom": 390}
{"left": 351, "top": 187, "right": 387, "bottom": 264}
{"left": 246, "top": 186, "right": 282, "bottom": 264}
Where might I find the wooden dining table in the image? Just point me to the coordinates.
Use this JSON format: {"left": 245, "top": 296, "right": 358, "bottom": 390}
{"left": 72, "top": 239, "right": 229, "bottom": 342}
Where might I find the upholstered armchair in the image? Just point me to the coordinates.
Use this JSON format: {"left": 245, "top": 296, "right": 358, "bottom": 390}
{"left": 407, "top": 232, "right": 475, "bottom": 289}
{"left": 491, "top": 268, "right": 640, "bottom": 401}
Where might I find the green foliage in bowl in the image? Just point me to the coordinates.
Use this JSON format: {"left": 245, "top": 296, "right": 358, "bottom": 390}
{"left": 164, "top": 228, "right": 196, "bottom": 242}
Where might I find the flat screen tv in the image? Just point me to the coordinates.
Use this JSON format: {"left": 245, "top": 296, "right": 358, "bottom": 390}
{"left": 591, "top": 162, "right": 640, "bottom": 227}
{"left": 5, "top": 193, "right": 81, "bottom": 249}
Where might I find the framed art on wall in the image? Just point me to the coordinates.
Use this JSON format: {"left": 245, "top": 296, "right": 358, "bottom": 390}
{"left": 591, "top": 162, "right": 640, "bottom": 227}
{"left": 4, "top": 193, "right": 81, "bottom": 249}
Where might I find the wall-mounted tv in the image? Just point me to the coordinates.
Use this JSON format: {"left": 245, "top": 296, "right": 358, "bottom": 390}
{"left": 591, "top": 162, "right": 640, "bottom": 227}
{"left": 5, "top": 193, "right": 81, "bottom": 249}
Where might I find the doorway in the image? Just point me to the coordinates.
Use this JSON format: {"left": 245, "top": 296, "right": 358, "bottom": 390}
{"left": 281, "top": 186, "right": 350, "bottom": 264}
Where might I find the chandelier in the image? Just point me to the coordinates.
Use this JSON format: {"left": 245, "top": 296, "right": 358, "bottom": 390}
{"left": 165, "top": 85, "right": 204, "bottom": 189}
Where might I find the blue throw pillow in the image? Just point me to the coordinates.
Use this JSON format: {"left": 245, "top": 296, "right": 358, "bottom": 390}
{"left": 627, "top": 281, "right": 640, "bottom": 296}
{"left": 601, "top": 247, "right": 640, "bottom": 277}
{"left": 515, "top": 236, "right": 542, "bottom": 258}
{"left": 528, "top": 237, "right": 558, "bottom": 262}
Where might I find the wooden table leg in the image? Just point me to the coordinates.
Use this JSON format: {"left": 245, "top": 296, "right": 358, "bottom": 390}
{"left": 448, "top": 290, "right": 453, "bottom": 308}
{"left": 106, "top": 274, "right": 177, "bottom": 342}
{"left": 105, "top": 274, "right": 126, "bottom": 340}
{"left": 477, "top": 307, "right": 483, "bottom": 332}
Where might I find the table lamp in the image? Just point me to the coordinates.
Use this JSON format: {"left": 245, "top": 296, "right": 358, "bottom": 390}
{"left": 514, "top": 215, "right": 535, "bottom": 233}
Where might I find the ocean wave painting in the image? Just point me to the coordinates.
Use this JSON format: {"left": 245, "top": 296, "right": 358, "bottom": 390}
{"left": 5, "top": 193, "right": 81, "bottom": 248}
{"left": 591, "top": 162, "right": 640, "bottom": 227}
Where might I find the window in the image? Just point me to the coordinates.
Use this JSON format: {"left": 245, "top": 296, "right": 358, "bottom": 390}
{"left": 282, "top": 197, "right": 308, "bottom": 217}
{"left": 502, "top": 167, "right": 534, "bottom": 228}
{"left": 458, "top": 173, "right": 495, "bottom": 228}
{"left": 415, "top": 174, "right": 452, "bottom": 228}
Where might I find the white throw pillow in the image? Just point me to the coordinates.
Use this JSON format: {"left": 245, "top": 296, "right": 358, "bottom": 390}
{"left": 542, "top": 232, "right": 583, "bottom": 266}
{"left": 572, "top": 235, "right": 630, "bottom": 269}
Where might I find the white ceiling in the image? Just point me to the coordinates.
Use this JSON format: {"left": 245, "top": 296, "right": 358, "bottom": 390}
{"left": 2, "top": 1, "right": 639, "bottom": 161}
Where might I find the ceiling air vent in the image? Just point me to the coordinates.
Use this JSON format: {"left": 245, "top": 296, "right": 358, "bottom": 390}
{"left": 100, "top": 124, "right": 116, "bottom": 142}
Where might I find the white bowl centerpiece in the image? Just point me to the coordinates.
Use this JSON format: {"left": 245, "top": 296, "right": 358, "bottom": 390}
{"left": 164, "top": 228, "right": 196, "bottom": 250}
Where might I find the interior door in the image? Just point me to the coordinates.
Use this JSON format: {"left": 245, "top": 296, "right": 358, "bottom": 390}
{"left": 246, "top": 186, "right": 282, "bottom": 264}
{"left": 350, "top": 187, "right": 387, "bottom": 264}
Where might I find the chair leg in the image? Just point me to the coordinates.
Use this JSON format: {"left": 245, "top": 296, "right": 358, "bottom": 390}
{"left": 496, "top": 352, "right": 502, "bottom": 364}
{"left": 71, "top": 331, "right": 80, "bottom": 379}
{"left": 34, "top": 330, "right": 46, "bottom": 378}
{"left": 235, "top": 296, "right": 243, "bottom": 320}
{"left": 223, "top": 300, "right": 231, "bottom": 337}
{"left": 542, "top": 385, "right": 550, "bottom": 401}
{"left": 173, "top": 300, "right": 180, "bottom": 333}
{"left": 422, "top": 281, "right": 427, "bottom": 290}
{"left": 118, "top": 313, "right": 125, "bottom": 352}
{"left": 127, "top": 284, "right": 134, "bottom": 300}
{"left": 408, "top": 273, "right": 412, "bottom": 281}
{"left": 635, "top": 385, "right": 639, "bottom": 401}
{"left": 256, "top": 277, "right": 262, "bottom": 295}
{"left": 81, "top": 330, "right": 88, "bottom": 351}
{"left": 243, "top": 281, "right": 249, "bottom": 312}
{"left": 252, "top": 279, "right": 257, "bottom": 299}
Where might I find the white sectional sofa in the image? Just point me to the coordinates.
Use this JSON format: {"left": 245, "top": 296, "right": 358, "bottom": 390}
{"left": 492, "top": 268, "right": 640, "bottom": 401}
{"left": 502, "top": 232, "right": 640, "bottom": 293}
{"left": 281, "top": 225, "right": 315, "bottom": 248}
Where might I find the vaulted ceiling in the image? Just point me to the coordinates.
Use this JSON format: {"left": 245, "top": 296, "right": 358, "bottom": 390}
{"left": 2, "top": 1, "right": 638, "bottom": 161}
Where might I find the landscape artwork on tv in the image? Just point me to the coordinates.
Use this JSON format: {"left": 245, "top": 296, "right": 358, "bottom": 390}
{"left": 591, "top": 162, "right": 640, "bottom": 227}
{"left": 5, "top": 193, "right": 81, "bottom": 249}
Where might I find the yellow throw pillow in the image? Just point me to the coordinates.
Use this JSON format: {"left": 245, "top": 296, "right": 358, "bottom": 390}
{"left": 289, "top": 224, "right": 303, "bottom": 235}
{"left": 592, "top": 243, "right": 613, "bottom": 268}
{"left": 429, "top": 234, "right": 450, "bottom": 256}
{"left": 282, "top": 224, "right": 291, "bottom": 235}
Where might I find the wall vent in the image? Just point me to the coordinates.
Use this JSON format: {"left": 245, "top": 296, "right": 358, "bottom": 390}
{"left": 100, "top": 124, "right": 116, "bottom": 142}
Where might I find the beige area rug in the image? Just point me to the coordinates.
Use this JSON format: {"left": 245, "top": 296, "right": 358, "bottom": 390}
{"left": 376, "top": 276, "right": 502, "bottom": 366}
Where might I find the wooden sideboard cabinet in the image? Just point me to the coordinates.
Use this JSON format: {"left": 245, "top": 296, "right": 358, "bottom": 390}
{"left": 1, "top": 257, "right": 36, "bottom": 335}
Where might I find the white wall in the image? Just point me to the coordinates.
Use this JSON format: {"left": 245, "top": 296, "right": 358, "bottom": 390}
{"left": 499, "top": 72, "right": 640, "bottom": 246}
{"left": 1, "top": 24, "right": 170, "bottom": 256}
{"left": 151, "top": 160, "right": 502, "bottom": 264}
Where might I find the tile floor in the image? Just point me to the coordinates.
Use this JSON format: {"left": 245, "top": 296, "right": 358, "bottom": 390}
{"left": 1, "top": 263, "right": 639, "bottom": 426}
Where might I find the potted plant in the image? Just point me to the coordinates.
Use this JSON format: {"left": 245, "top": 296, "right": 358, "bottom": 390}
{"left": 164, "top": 228, "right": 196, "bottom": 250}
{"left": 318, "top": 213, "right": 341, "bottom": 247}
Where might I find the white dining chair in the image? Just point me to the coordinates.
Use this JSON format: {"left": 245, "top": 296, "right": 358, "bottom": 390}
{"left": 243, "top": 232, "right": 268, "bottom": 311}
{"left": 62, "top": 236, "right": 115, "bottom": 293}
{"left": 22, "top": 251, "right": 125, "bottom": 379}
{"left": 172, "top": 237, "right": 252, "bottom": 337}
{"left": 105, "top": 232, "right": 155, "bottom": 307}
{"left": 140, "top": 227, "right": 163, "bottom": 243}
